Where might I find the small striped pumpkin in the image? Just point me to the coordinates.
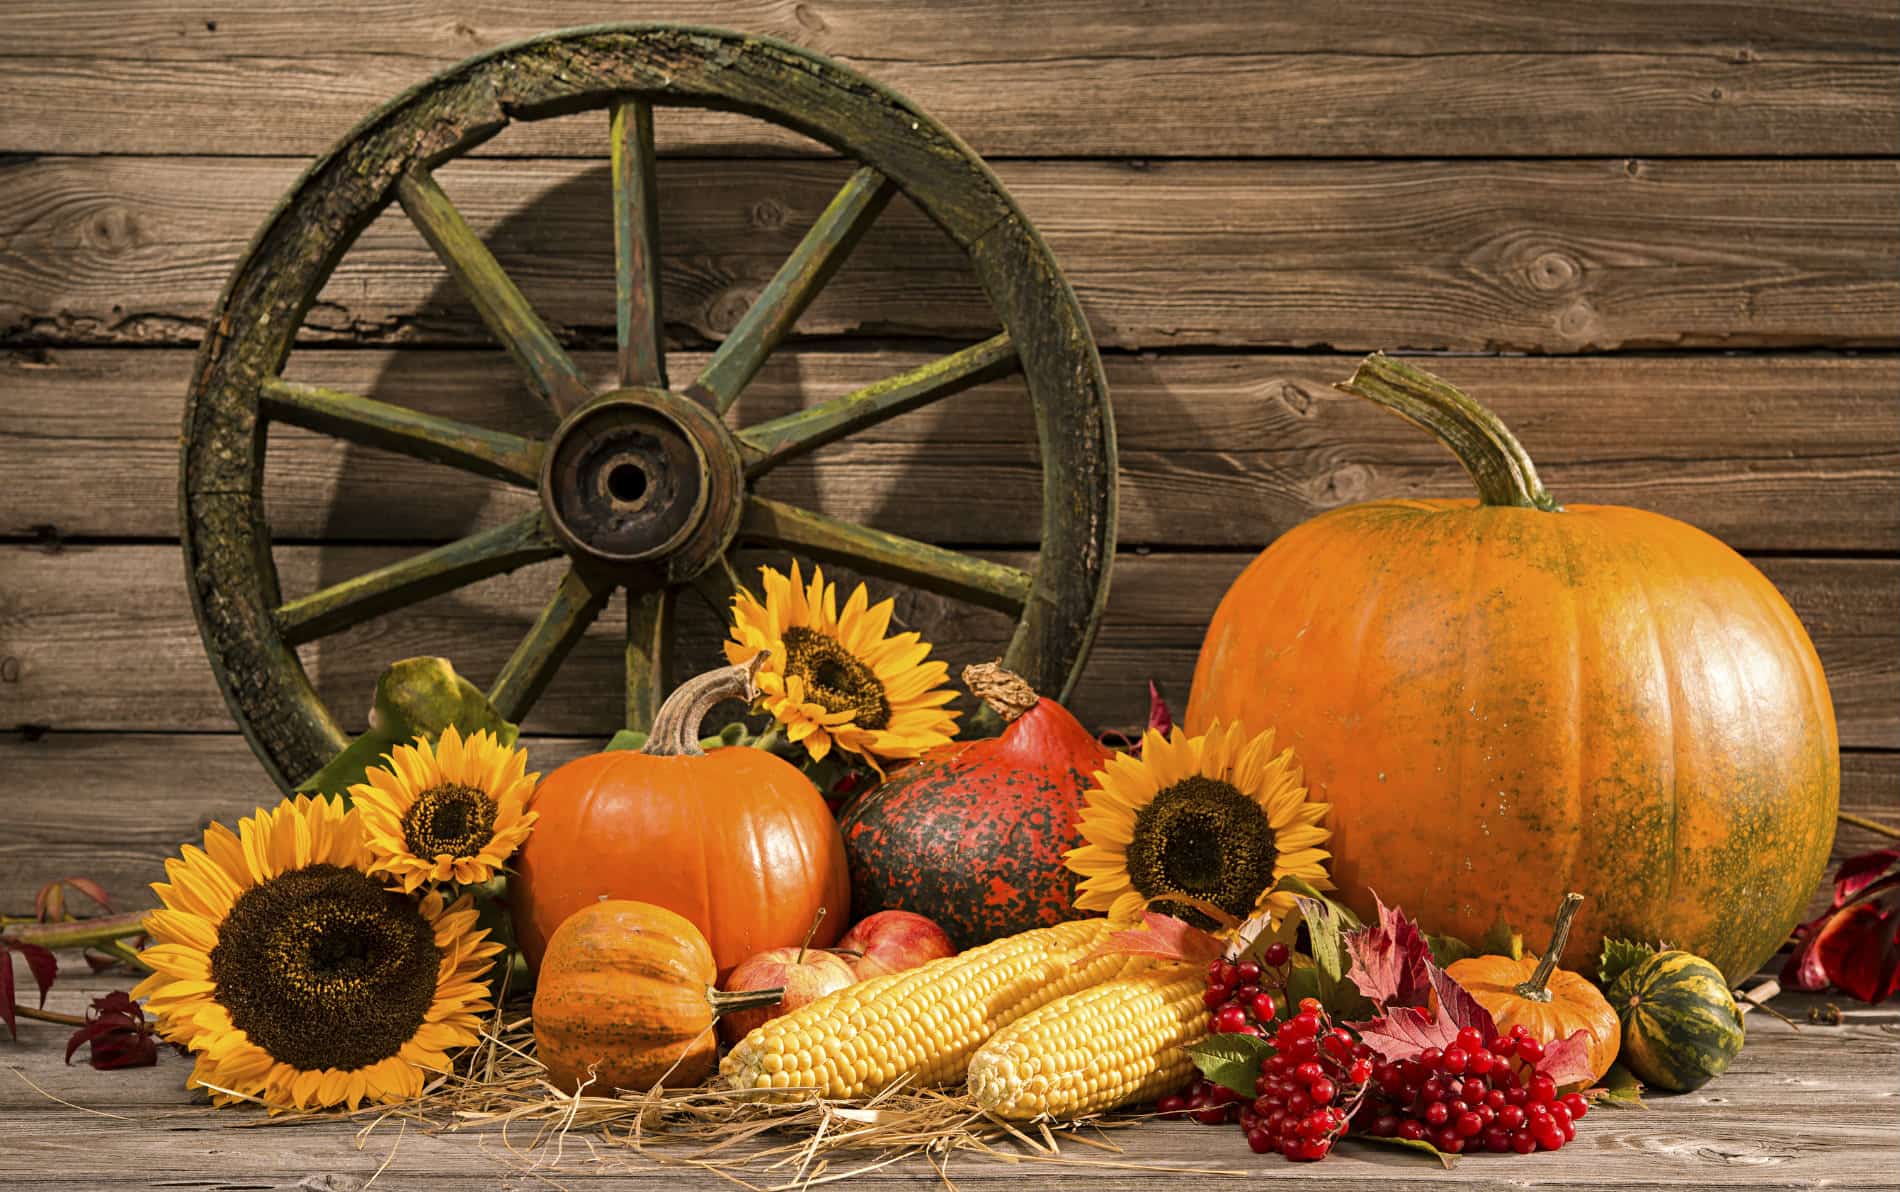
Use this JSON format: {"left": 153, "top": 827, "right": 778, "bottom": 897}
{"left": 1607, "top": 950, "right": 1744, "bottom": 1092}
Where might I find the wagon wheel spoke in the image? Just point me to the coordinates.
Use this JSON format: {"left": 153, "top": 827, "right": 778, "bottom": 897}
{"left": 276, "top": 513, "right": 562, "bottom": 646}
{"left": 624, "top": 586, "right": 673, "bottom": 733}
{"left": 259, "top": 378, "right": 544, "bottom": 487}
{"left": 687, "top": 165, "right": 897, "bottom": 416}
{"left": 487, "top": 564, "right": 614, "bottom": 723}
{"left": 739, "top": 495, "right": 1030, "bottom": 614}
{"left": 611, "top": 98, "right": 667, "bottom": 390}
{"left": 397, "top": 167, "right": 593, "bottom": 417}
{"left": 737, "top": 332, "right": 1017, "bottom": 477}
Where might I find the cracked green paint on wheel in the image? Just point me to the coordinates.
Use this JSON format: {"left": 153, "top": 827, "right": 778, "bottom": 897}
{"left": 180, "top": 25, "right": 1116, "bottom": 791}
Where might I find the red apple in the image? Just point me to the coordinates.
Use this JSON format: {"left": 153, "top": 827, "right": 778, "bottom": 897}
{"left": 718, "top": 946, "right": 856, "bottom": 1045}
{"left": 838, "top": 910, "right": 956, "bottom": 980}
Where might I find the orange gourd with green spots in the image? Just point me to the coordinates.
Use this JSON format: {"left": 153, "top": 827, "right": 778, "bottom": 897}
{"left": 1187, "top": 355, "right": 1838, "bottom": 984}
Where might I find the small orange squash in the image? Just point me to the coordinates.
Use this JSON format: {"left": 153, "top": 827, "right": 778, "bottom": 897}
{"left": 1448, "top": 893, "right": 1621, "bottom": 1083}
{"left": 533, "top": 899, "right": 781, "bottom": 1092}
{"left": 513, "top": 656, "right": 850, "bottom": 979}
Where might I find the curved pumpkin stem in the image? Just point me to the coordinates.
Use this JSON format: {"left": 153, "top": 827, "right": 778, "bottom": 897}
{"left": 642, "top": 653, "right": 768, "bottom": 757}
{"left": 708, "top": 984, "right": 786, "bottom": 1017}
{"left": 963, "top": 660, "right": 1038, "bottom": 724}
{"left": 1514, "top": 892, "right": 1586, "bottom": 1003}
{"left": 1334, "top": 353, "right": 1561, "bottom": 512}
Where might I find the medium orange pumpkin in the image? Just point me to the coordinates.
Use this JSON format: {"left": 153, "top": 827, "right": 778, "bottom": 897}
{"left": 512, "top": 656, "right": 851, "bottom": 980}
{"left": 1187, "top": 355, "right": 1838, "bottom": 984}
{"left": 533, "top": 900, "right": 782, "bottom": 1092}
{"left": 1447, "top": 893, "right": 1621, "bottom": 1083}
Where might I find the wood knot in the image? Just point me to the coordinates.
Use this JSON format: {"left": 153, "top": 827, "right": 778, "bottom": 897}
{"left": 751, "top": 199, "right": 787, "bottom": 230}
{"left": 1527, "top": 250, "right": 1581, "bottom": 292}
{"left": 793, "top": 3, "right": 829, "bottom": 32}
{"left": 1318, "top": 463, "right": 1371, "bottom": 506}
{"left": 708, "top": 288, "right": 756, "bottom": 334}
{"left": 1278, "top": 381, "right": 1315, "bottom": 416}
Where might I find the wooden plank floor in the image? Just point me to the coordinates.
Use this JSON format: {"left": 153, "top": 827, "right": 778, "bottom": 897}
{"left": 2, "top": 967, "right": 1896, "bottom": 1191}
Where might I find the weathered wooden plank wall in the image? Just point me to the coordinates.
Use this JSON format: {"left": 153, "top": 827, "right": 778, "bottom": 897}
{"left": 1, "top": 1, "right": 1896, "bottom": 916}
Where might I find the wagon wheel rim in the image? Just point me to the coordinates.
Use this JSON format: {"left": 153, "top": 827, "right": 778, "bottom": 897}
{"left": 180, "top": 24, "right": 1117, "bottom": 792}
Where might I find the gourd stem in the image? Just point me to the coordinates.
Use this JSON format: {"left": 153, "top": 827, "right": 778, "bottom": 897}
{"left": 641, "top": 654, "right": 768, "bottom": 757}
{"left": 795, "top": 907, "right": 827, "bottom": 966}
{"left": 1514, "top": 892, "right": 1585, "bottom": 1003}
{"left": 1334, "top": 353, "right": 1561, "bottom": 511}
{"left": 707, "top": 986, "right": 788, "bottom": 1017}
{"left": 963, "top": 660, "right": 1038, "bottom": 723}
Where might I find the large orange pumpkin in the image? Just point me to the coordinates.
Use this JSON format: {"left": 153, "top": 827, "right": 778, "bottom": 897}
{"left": 512, "top": 656, "right": 850, "bottom": 979}
{"left": 1187, "top": 355, "right": 1838, "bottom": 983}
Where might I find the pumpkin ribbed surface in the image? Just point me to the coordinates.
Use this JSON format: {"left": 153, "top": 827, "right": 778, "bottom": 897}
{"left": 1608, "top": 950, "right": 1744, "bottom": 1092}
{"left": 1448, "top": 952, "right": 1621, "bottom": 1082}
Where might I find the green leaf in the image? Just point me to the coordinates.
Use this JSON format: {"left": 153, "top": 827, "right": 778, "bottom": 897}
{"left": 1475, "top": 913, "right": 1524, "bottom": 961}
{"left": 1287, "top": 888, "right": 1374, "bottom": 1020}
{"left": 604, "top": 729, "right": 648, "bottom": 752}
{"left": 1347, "top": 1134, "right": 1459, "bottom": 1168}
{"left": 1587, "top": 1062, "right": 1648, "bottom": 1109}
{"left": 1425, "top": 932, "right": 1476, "bottom": 966}
{"left": 1598, "top": 937, "right": 1657, "bottom": 988}
{"left": 605, "top": 722, "right": 751, "bottom": 754}
{"left": 1185, "top": 1032, "right": 1275, "bottom": 1097}
{"left": 296, "top": 657, "right": 517, "bottom": 797}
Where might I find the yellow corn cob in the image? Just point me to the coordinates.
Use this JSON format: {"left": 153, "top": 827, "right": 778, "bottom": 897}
{"left": 719, "top": 918, "right": 1124, "bottom": 1099}
{"left": 966, "top": 964, "right": 1208, "bottom": 1119}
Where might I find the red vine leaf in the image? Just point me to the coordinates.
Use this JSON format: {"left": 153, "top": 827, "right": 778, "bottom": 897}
{"left": 1146, "top": 682, "right": 1175, "bottom": 738}
{"left": 1354, "top": 953, "right": 1499, "bottom": 1062}
{"left": 1, "top": 939, "right": 59, "bottom": 1040}
{"left": 36, "top": 876, "right": 114, "bottom": 922}
{"left": 64, "top": 991, "right": 158, "bottom": 1070}
{"left": 1085, "top": 911, "right": 1223, "bottom": 967}
{"left": 1344, "top": 893, "right": 1432, "bottom": 1010}
{"left": 1537, "top": 1029, "right": 1598, "bottom": 1089}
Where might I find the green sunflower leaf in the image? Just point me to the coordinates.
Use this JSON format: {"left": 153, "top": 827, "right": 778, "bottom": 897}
{"left": 1475, "top": 914, "right": 1524, "bottom": 961}
{"left": 1185, "top": 1031, "right": 1275, "bottom": 1097}
{"left": 1347, "top": 1134, "right": 1460, "bottom": 1168}
{"left": 1425, "top": 932, "right": 1477, "bottom": 966}
{"left": 1598, "top": 938, "right": 1657, "bottom": 988}
{"left": 296, "top": 657, "right": 517, "bottom": 799}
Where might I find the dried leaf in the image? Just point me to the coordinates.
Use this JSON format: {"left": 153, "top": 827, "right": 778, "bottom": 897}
{"left": 1832, "top": 848, "right": 1900, "bottom": 909}
{"left": 1586, "top": 1062, "right": 1648, "bottom": 1108}
{"left": 1086, "top": 911, "right": 1222, "bottom": 967}
{"left": 0, "top": 939, "right": 59, "bottom": 1040}
{"left": 1810, "top": 897, "right": 1900, "bottom": 1004}
{"left": 1146, "top": 682, "right": 1174, "bottom": 738}
{"left": 1348, "top": 1134, "right": 1459, "bottom": 1169}
{"left": 35, "top": 877, "right": 113, "bottom": 922}
{"left": 1344, "top": 894, "right": 1432, "bottom": 1010}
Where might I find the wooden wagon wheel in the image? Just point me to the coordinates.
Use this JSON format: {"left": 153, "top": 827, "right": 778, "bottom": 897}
{"left": 180, "top": 24, "right": 1117, "bottom": 793}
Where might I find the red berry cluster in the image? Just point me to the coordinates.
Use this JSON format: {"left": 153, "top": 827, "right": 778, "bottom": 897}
{"left": 1359, "top": 1024, "right": 1588, "bottom": 1155}
{"left": 1200, "top": 943, "right": 1292, "bottom": 1035}
{"left": 1240, "top": 998, "right": 1375, "bottom": 1159}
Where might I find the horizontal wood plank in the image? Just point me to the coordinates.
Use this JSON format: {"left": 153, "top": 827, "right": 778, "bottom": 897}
{"left": 6, "top": 350, "right": 1895, "bottom": 554}
{"left": 18, "top": 350, "right": 1900, "bottom": 550}
{"left": 4, "top": 156, "right": 1895, "bottom": 352}
{"left": 0, "top": 967, "right": 1893, "bottom": 1190}
{"left": 0, "top": 2, "right": 1893, "bottom": 157}
{"left": 1, "top": 733, "right": 1888, "bottom": 916}
{"left": 1, "top": 546, "right": 1891, "bottom": 746}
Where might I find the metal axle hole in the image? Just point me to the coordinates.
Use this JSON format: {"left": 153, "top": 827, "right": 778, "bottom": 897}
{"left": 607, "top": 462, "right": 649, "bottom": 502}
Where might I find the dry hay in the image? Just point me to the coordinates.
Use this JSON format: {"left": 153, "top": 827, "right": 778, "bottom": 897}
{"left": 244, "top": 995, "right": 1245, "bottom": 1189}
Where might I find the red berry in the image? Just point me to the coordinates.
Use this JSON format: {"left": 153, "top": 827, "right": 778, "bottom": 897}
{"left": 1193, "top": 1105, "right": 1228, "bottom": 1125}
{"left": 1533, "top": 1120, "right": 1564, "bottom": 1150}
{"left": 1236, "top": 960, "right": 1263, "bottom": 984}
{"left": 1288, "top": 1011, "right": 1322, "bottom": 1038}
{"left": 1214, "top": 1005, "right": 1251, "bottom": 1034}
{"left": 1510, "top": 1024, "right": 1530, "bottom": 1038}
{"left": 1156, "top": 1094, "right": 1187, "bottom": 1119}
{"left": 1204, "top": 960, "right": 1224, "bottom": 983}
{"left": 1561, "top": 1092, "right": 1589, "bottom": 1120}
{"left": 1489, "top": 1035, "right": 1515, "bottom": 1055}
{"left": 1265, "top": 1053, "right": 1290, "bottom": 1074}
{"left": 1460, "top": 1078, "right": 1486, "bottom": 1103}
{"left": 1398, "top": 1119, "right": 1427, "bottom": 1142}
{"left": 1476, "top": 1104, "right": 1496, "bottom": 1127}
{"left": 1528, "top": 1101, "right": 1552, "bottom": 1120}
{"left": 1516, "top": 1037, "right": 1545, "bottom": 1063}
{"left": 1419, "top": 1078, "right": 1447, "bottom": 1103}
{"left": 1263, "top": 942, "right": 1291, "bottom": 967}
{"left": 1246, "top": 1127, "right": 1274, "bottom": 1153}
{"left": 1186, "top": 1092, "right": 1209, "bottom": 1109}
{"left": 1529, "top": 1073, "right": 1557, "bottom": 1104}
{"left": 1467, "top": 1049, "right": 1495, "bottom": 1076}
{"left": 1201, "top": 987, "right": 1227, "bottom": 1009}
{"left": 1300, "top": 1111, "right": 1332, "bottom": 1140}
{"left": 1298, "top": 997, "right": 1324, "bottom": 1015}
{"left": 1510, "top": 1128, "right": 1538, "bottom": 1154}
{"left": 1483, "top": 1125, "right": 1512, "bottom": 1153}
{"left": 1216, "top": 962, "right": 1238, "bottom": 988}
{"left": 1284, "top": 1091, "right": 1313, "bottom": 1117}
{"left": 1293, "top": 1138, "right": 1331, "bottom": 1162}
{"left": 1210, "top": 1083, "right": 1240, "bottom": 1106}
{"left": 1294, "top": 1061, "right": 1326, "bottom": 1084}
{"left": 1493, "top": 1065, "right": 1521, "bottom": 1090}
{"left": 1484, "top": 1088, "right": 1508, "bottom": 1111}
{"left": 1284, "top": 1037, "right": 1320, "bottom": 1063}
{"left": 1435, "top": 1126, "right": 1464, "bottom": 1152}
{"left": 1348, "top": 1059, "right": 1374, "bottom": 1083}
{"left": 1498, "top": 1104, "right": 1526, "bottom": 1130}
{"left": 1309, "top": 1078, "right": 1337, "bottom": 1105}
{"left": 1371, "top": 1113, "right": 1400, "bottom": 1137}
{"left": 1455, "top": 1111, "right": 1484, "bottom": 1138}
{"left": 1423, "top": 1100, "right": 1450, "bottom": 1127}
{"left": 1549, "top": 1103, "right": 1572, "bottom": 1128}
{"left": 1251, "top": 992, "right": 1279, "bottom": 1021}
{"left": 1417, "top": 1047, "right": 1443, "bottom": 1069}
{"left": 1505, "top": 1086, "right": 1530, "bottom": 1106}
{"left": 1441, "top": 1047, "right": 1468, "bottom": 1074}
{"left": 1559, "top": 1116, "right": 1577, "bottom": 1142}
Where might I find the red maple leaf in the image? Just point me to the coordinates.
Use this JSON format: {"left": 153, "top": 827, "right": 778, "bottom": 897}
{"left": 0, "top": 938, "right": 58, "bottom": 1041}
{"left": 1344, "top": 893, "right": 1432, "bottom": 1010}
{"left": 64, "top": 991, "right": 158, "bottom": 1070}
{"left": 1536, "top": 1029, "right": 1598, "bottom": 1089}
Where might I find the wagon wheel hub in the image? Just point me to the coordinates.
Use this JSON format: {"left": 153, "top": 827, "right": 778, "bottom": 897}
{"left": 539, "top": 389, "right": 743, "bottom": 586}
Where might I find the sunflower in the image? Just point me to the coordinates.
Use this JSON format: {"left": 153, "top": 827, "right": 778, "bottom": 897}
{"left": 350, "top": 725, "right": 538, "bottom": 894}
{"left": 724, "top": 562, "right": 958, "bottom": 766}
{"left": 1065, "top": 720, "right": 1333, "bottom": 927}
{"left": 132, "top": 795, "right": 501, "bottom": 1111}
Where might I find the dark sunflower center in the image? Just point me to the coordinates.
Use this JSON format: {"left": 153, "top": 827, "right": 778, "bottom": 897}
{"left": 782, "top": 625, "right": 891, "bottom": 730}
{"left": 210, "top": 863, "right": 440, "bottom": 1072}
{"left": 401, "top": 783, "right": 497, "bottom": 860}
{"left": 1124, "top": 776, "right": 1279, "bottom": 927}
